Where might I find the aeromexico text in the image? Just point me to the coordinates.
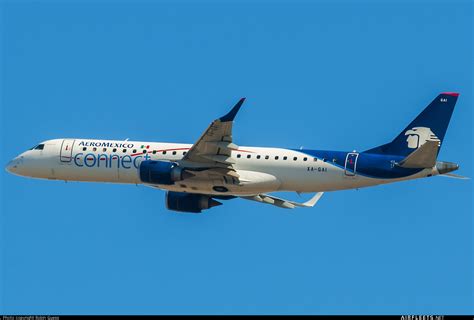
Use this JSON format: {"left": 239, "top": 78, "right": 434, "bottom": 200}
{"left": 74, "top": 140, "right": 150, "bottom": 169}
{"left": 79, "top": 141, "right": 135, "bottom": 149}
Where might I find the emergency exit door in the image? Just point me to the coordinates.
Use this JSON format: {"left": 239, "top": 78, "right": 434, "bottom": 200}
{"left": 60, "top": 139, "right": 75, "bottom": 162}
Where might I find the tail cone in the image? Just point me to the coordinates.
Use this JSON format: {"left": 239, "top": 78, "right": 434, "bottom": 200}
{"left": 436, "top": 161, "right": 459, "bottom": 175}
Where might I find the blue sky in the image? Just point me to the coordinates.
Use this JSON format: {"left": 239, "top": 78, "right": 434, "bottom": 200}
{"left": 1, "top": 0, "right": 472, "bottom": 315}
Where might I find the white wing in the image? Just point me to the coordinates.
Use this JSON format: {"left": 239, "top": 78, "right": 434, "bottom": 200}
{"left": 241, "top": 192, "right": 324, "bottom": 209}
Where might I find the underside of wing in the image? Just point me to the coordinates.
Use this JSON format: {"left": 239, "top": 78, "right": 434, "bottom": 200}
{"left": 148, "top": 188, "right": 324, "bottom": 213}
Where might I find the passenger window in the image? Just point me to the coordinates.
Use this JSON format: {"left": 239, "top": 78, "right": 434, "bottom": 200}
{"left": 323, "top": 158, "right": 327, "bottom": 162}
{"left": 303, "top": 157, "right": 308, "bottom": 161}
{"left": 172, "top": 151, "right": 177, "bottom": 155}
{"left": 83, "top": 147, "right": 87, "bottom": 151}
{"left": 275, "top": 156, "right": 279, "bottom": 160}
{"left": 313, "top": 158, "right": 317, "bottom": 162}
{"left": 257, "top": 155, "right": 261, "bottom": 159}
{"left": 152, "top": 150, "right": 157, "bottom": 154}
{"left": 143, "top": 150, "right": 147, "bottom": 154}
{"left": 265, "top": 155, "right": 269, "bottom": 160}
{"left": 133, "top": 149, "right": 137, "bottom": 153}
{"left": 113, "top": 148, "right": 117, "bottom": 152}
{"left": 122, "top": 149, "right": 127, "bottom": 153}
{"left": 237, "top": 154, "right": 241, "bottom": 158}
{"left": 183, "top": 152, "right": 187, "bottom": 155}
{"left": 163, "top": 151, "right": 167, "bottom": 155}
{"left": 247, "top": 154, "right": 251, "bottom": 159}
{"left": 283, "top": 156, "right": 287, "bottom": 160}
{"left": 93, "top": 147, "right": 97, "bottom": 152}
{"left": 293, "top": 157, "right": 298, "bottom": 161}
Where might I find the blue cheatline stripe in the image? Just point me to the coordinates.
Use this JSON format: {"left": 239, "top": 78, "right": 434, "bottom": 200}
{"left": 289, "top": 148, "right": 424, "bottom": 179}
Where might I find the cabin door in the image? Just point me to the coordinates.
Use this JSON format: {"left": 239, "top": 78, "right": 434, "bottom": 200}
{"left": 344, "top": 152, "right": 359, "bottom": 176}
{"left": 60, "top": 139, "right": 75, "bottom": 162}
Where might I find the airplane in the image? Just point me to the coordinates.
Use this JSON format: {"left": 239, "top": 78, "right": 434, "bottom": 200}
{"left": 5, "top": 92, "right": 466, "bottom": 213}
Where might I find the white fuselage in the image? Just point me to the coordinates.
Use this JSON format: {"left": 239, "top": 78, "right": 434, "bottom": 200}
{"left": 6, "top": 138, "right": 437, "bottom": 196}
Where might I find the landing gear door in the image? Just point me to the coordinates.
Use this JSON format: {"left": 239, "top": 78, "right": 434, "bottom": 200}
{"left": 344, "top": 152, "right": 359, "bottom": 176}
{"left": 60, "top": 139, "right": 75, "bottom": 162}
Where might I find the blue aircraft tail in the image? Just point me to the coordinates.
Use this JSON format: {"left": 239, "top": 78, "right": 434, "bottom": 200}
{"left": 365, "top": 92, "right": 459, "bottom": 157}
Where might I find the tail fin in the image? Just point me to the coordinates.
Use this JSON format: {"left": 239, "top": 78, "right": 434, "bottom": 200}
{"left": 365, "top": 92, "right": 459, "bottom": 156}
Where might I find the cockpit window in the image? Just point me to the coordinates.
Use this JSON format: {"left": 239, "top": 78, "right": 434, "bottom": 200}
{"left": 34, "top": 144, "right": 44, "bottom": 150}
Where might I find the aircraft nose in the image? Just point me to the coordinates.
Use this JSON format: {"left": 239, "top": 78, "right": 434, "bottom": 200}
{"left": 5, "top": 157, "right": 22, "bottom": 174}
{"left": 5, "top": 160, "right": 15, "bottom": 173}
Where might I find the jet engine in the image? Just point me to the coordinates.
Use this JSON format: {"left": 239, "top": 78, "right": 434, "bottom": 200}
{"left": 139, "top": 160, "right": 185, "bottom": 185}
{"left": 165, "top": 191, "right": 222, "bottom": 213}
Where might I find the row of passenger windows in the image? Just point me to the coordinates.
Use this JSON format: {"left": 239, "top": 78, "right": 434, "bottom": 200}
{"left": 236, "top": 154, "right": 319, "bottom": 162}
{"left": 80, "top": 147, "right": 325, "bottom": 162}
{"left": 81, "top": 147, "right": 187, "bottom": 156}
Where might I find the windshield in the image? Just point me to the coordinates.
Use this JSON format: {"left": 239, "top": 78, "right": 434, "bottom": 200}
{"left": 29, "top": 144, "right": 45, "bottom": 150}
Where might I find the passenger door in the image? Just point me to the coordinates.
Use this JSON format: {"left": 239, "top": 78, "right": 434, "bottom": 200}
{"left": 60, "top": 139, "right": 75, "bottom": 162}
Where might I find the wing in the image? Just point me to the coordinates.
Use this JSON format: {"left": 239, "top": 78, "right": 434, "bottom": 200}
{"left": 181, "top": 98, "right": 245, "bottom": 174}
{"left": 241, "top": 192, "right": 324, "bottom": 209}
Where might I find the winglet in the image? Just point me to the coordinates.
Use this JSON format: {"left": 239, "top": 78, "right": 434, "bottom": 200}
{"left": 219, "top": 98, "right": 246, "bottom": 122}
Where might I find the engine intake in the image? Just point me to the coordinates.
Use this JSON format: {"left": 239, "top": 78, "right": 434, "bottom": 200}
{"left": 166, "top": 191, "right": 222, "bottom": 213}
{"left": 139, "top": 160, "right": 183, "bottom": 185}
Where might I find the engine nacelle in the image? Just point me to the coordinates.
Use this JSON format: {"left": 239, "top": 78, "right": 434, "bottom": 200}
{"left": 139, "top": 160, "right": 183, "bottom": 185}
{"left": 166, "top": 191, "right": 222, "bottom": 213}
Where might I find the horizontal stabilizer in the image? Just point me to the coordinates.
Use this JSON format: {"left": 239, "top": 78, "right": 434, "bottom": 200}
{"left": 438, "top": 173, "right": 470, "bottom": 180}
{"left": 397, "top": 140, "right": 439, "bottom": 168}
